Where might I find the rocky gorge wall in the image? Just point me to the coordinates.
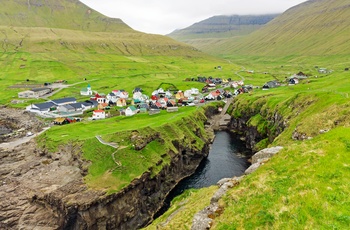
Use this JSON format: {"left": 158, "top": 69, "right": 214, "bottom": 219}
{"left": 0, "top": 106, "right": 219, "bottom": 230}
{"left": 62, "top": 141, "right": 211, "bottom": 229}
{"left": 229, "top": 99, "right": 287, "bottom": 150}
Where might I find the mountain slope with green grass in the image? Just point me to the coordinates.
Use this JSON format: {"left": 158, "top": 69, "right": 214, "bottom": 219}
{"left": 209, "top": 0, "right": 350, "bottom": 56}
{"left": 167, "top": 14, "right": 277, "bottom": 52}
{"left": 0, "top": 0, "right": 131, "bottom": 32}
{"left": 0, "top": 0, "right": 233, "bottom": 105}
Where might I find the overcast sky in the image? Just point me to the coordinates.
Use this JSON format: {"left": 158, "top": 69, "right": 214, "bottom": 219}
{"left": 80, "top": 0, "right": 308, "bottom": 35}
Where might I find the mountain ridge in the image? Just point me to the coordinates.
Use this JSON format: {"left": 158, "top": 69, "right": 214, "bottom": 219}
{"left": 207, "top": 0, "right": 350, "bottom": 56}
{"left": 0, "top": 0, "right": 131, "bottom": 32}
{"left": 167, "top": 14, "right": 278, "bottom": 53}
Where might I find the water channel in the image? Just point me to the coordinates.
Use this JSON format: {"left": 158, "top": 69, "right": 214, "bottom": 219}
{"left": 155, "top": 130, "right": 251, "bottom": 218}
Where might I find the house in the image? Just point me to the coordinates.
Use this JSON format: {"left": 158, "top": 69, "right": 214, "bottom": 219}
{"left": 207, "top": 83, "right": 216, "bottom": 89}
{"left": 116, "top": 98, "right": 127, "bottom": 107}
{"left": 164, "top": 90, "right": 173, "bottom": 98}
{"left": 27, "top": 102, "right": 57, "bottom": 113}
{"left": 150, "top": 102, "right": 161, "bottom": 110}
{"left": 205, "top": 92, "right": 218, "bottom": 101}
{"left": 133, "top": 87, "right": 142, "bottom": 93}
{"left": 91, "top": 94, "right": 107, "bottom": 104}
{"left": 138, "top": 103, "right": 150, "bottom": 110}
{"left": 92, "top": 110, "right": 106, "bottom": 120}
{"left": 151, "top": 95, "right": 159, "bottom": 101}
{"left": 107, "top": 92, "right": 118, "bottom": 104}
{"left": 158, "top": 98, "right": 168, "bottom": 108}
{"left": 149, "top": 109, "right": 161, "bottom": 115}
{"left": 263, "top": 81, "right": 280, "bottom": 90}
{"left": 167, "top": 99, "right": 177, "bottom": 107}
{"left": 133, "top": 91, "right": 143, "bottom": 100}
{"left": 54, "top": 117, "right": 69, "bottom": 125}
{"left": 98, "top": 103, "right": 109, "bottom": 110}
{"left": 175, "top": 91, "right": 184, "bottom": 100}
{"left": 288, "top": 78, "right": 299, "bottom": 85}
{"left": 184, "top": 90, "right": 192, "bottom": 98}
{"left": 230, "top": 82, "right": 239, "bottom": 88}
{"left": 197, "top": 76, "right": 207, "bottom": 83}
{"left": 58, "top": 104, "right": 76, "bottom": 113}
{"left": 80, "top": 84, "right": 92, "bottom": 96}
{"left": 51, "top": 97, "right": 76, "bottom": 106}
{"left": 167, "top": 107, "right": 178, "bottom": 112}
{"left": 18, "top": 87, "right": 52, "bottom": 98}
{"left": 113, "top": 90, "right": 129, "bottom": 99}
{"left": 125, "top": 106, "right": 138, "bottom": 116}
{"left": 82, "top": 100, "right": 98, "bottom": 110}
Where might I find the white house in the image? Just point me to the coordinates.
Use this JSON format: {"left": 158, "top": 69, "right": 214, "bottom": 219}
{"left": 184, "top": 90, "right": 192, "bottom": 98}
{"left": 191, "top": 88, "right": 199, "bottom": 95}
{"left": 133, "top": 91, "right": 143, "bottom": 100}
{"left": 80, "top": 84, "right": 92, "bottom": 96}
{"left": 125, "top": 106, "right": 138, "bottom": 116}
{"left": 92, "top": 110, "right": 106, "bottom": 120}
{"left": 113, "top": 90, "right": 129, "bottom": 99}
{"left": 107, "top": 92, "right": 118, "bottom": 104}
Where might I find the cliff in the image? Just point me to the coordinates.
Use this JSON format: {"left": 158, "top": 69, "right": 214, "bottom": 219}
{"left": 0, "top": 105, "right": 219, "bottom": 229}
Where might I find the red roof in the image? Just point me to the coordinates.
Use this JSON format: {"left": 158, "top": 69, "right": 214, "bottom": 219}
{"left": 94, "top": 110, "right": 105, "bottom": 113}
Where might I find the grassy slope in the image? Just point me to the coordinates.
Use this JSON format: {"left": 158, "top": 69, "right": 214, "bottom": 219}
{"left": 167, "top": 15, "right": 277, "bottom": 53}
{"left": 37, "top": 105, "right": 214, "bottom": 193}
{"left": 0, "top": 0, "right": 131, "bottom": 32}
{"left": 206, "top": 0, "right": 350, "bottom": 56}
{"left": 146, "top": 56, "right": 350, "bottom": 229}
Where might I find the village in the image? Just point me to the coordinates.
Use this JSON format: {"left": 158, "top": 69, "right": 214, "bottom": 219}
{"left": 20, "top": 70, "right": 313, "bottom": 125}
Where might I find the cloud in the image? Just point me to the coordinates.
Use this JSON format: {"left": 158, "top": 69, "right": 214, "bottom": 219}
{"left": 80, "top": 0, "right": 308, "bottom": 34}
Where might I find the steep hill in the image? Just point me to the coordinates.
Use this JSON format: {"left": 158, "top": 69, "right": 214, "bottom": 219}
{"left": 0, "top": 0, "right": 202, "bottom": 56}
{"left": 208, "top": 0, "right": 350, "bottom": 56}
{"left": 167, "top": 14, "right": 277, "bottom": 52}
{"left": 0, "top": 0, "right": 131, "bottom": 32}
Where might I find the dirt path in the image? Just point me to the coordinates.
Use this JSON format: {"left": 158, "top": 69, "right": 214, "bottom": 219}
{"left": 0, "top": 127, "right": 50, "bottom": 150}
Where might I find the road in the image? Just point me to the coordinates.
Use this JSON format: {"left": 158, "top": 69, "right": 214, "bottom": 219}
{"left": 0, "top": 127, "right": 50, "bottom": 150}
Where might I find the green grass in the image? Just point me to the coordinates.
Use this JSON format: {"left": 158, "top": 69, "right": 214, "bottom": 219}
{"left": 199, "top": 0, "right": 350, "bottom": 57}
{"left": 144, "top": 53, "right": 350, "bottom": 229}
{"left": 37, "top": 105, "right": 213, "bottom": 193}
{"left": 215, "top": 127, "right": 350, "bottom": 229}
{"left": 37, "top": 107, "right": 198, "bottom": 149}
{"left": 145, "top": 186, "right": 218, "bottom": 230}
{"left": 1, "top": 50, "right": 239, "bottom": 105}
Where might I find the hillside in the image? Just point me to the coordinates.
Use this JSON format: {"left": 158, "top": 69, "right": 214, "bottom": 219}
{"left": 0, "top": 0, "right": 226, "bottom": 105}
{"left": 207, "top": 0, "right": 350, "bottom": 56}
{"left": 0, "top": 0, "right": 203, "bottom": 56}
{"left": 0, "top": 0, "right": 131, "bottom": 32}
{"left": 167, "top": 14, "right": 277, "bottom": 52}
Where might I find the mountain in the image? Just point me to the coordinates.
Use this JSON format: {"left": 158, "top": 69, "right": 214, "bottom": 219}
{"left": 0, "top": 0, "right": 201, "bottom": 56}
{"left": 167, "top": 14, "right": 278, "bottom": 53}
{"left": 208, "top": 0, "right": 350, "bottom": 56}
{"left": 0, "top": 0, "right": 131, "bottom": 32}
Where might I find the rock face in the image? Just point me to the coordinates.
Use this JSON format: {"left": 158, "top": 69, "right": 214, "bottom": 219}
{"left": 245, "top": 146, "right": 283, "bottom": 175}
{"left": 231, "top": 110, "right": 286, "bottom": 150}
{"left": 0, "top": 107, "right": 46, "bottom": 143}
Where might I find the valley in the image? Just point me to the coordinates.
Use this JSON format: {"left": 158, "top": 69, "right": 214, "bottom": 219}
{"left": 0, "top": 0, "right": 350, "bottom": 229}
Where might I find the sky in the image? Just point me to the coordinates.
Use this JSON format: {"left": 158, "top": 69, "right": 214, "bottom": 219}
{"left": 80, "top": 0, "right": 309, "bottom": 35}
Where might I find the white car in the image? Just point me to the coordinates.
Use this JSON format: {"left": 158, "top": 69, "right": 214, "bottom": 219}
{"left": 26, "top": 132, "right": 33, "bottom": 137}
